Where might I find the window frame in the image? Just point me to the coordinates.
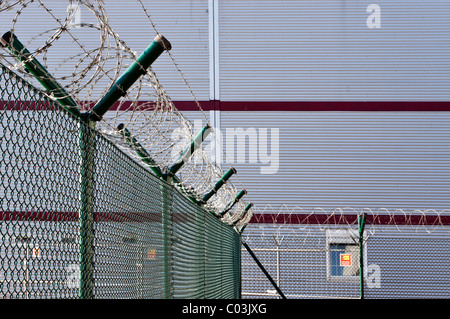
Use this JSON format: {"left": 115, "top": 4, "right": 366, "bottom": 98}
{"left": 325, "top": 229, "right": 368, "bottom": 282}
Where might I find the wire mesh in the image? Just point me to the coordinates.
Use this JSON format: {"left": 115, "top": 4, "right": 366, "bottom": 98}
{"left": 0, "top": 63, "right": 241, "bottom": 299}
{"left": 241, "top": 221, "right": 450, "bottom": 299}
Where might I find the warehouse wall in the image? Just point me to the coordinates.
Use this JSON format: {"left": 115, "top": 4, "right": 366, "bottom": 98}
{"left": 2, "top": 0, "right": 450, "bottom": 213}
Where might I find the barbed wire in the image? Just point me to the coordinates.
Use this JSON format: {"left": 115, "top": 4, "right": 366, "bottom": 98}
{"left": 0, "top": 0, "right": 252, "bottom": 226}
{"left": 248, "top": 204, "right": 450, "bottom": 237}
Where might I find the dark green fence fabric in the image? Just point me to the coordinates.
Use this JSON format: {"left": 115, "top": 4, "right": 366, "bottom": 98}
{"left": 0, "top": 64, "right": 241, "bottom": 299}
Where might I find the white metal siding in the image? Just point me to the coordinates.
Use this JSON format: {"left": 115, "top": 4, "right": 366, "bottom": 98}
{"left": 106, "top": 0, "right": 210, "bottom": 101}
{"left": 220, "top": 111, "right": 450, "bottom": 213}
{"left": 218, "top": 0, "right": 450, "bottom": 101}
{"left": 0, "top": 1, "right": 210, "bottom": 101}
{"left": 2, "top": 1, "right": 450, "bottom": 215}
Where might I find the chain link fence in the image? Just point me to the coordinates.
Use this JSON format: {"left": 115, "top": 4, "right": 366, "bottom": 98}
{"left": 241, "top": 221, "right": 450, "bottom": 299}
{"left": 0, "top": 64, "right": 241, "bottom": 299}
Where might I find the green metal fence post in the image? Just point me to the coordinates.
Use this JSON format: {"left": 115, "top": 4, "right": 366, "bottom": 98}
{"left": 78, "top": 119, "right": 96, "bottom": 299}
{"left": 199, "top": 168, "right": 236, "bottom": 205}
{"left": 236, "top": 232, "right": 242, "bottom": 299}
{"left": 1, "top": 32, "right": 81, "bottom": 118}
{"left": 358, "top": 213, "right": 367, "bottom": 300}
{"left": 161, "top": 176, "right": 173, "bottom": 299}
{"left": 168, "top": 125, "right": 212, "bottom": 177}
{"left": 88, "top": 34, "right": 171, "bottom": 121}
{"left": 219, "top": 189, "right": 247, "bottom": 217}
{"left": 232, "top": 203, "right": 253, "bottom": 226}
{"left": 117, "top": 124, "right": 164, "bottom": 178}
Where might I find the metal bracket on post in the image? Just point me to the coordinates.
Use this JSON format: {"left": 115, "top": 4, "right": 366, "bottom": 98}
{"left": 199, "top": 168, "right": 236, "bottom": 206}
{"left": 86, "top": 34, "right": 171, "bottom": 122}
{"left": 117, "top": 124, "right": 164, "bottom": 178}
{"left": 167, "top": 125, "right": 212, "bottom": 178}
{"left": 117, "top": 124, "right": 201, "bottom": 205}
{"left": 219, "top": 189, "right": 247, "bottom": 217}
{"left": 231, "top": 203, "right": 253, "bottom": 226}
{"left": 1, "top": 32, "right": 81, "bottom": 118}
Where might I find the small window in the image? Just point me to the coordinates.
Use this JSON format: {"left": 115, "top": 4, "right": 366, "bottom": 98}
{"left": 326, "top": 230, "right": 367, "bottom": 281}
{"left": 329, "top": 243, "right": 359, "bottom": 277}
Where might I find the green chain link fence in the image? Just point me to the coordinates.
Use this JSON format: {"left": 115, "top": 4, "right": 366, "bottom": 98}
{"left": 0, "top": 63, "right": 241, "bottom": 299}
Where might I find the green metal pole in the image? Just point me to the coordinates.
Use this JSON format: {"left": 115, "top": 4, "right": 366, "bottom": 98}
{"left": 1, "top": 32, "right": 98, "bottom": 298}
{"left": 161, "top": 176, "right": 173, "bottom": 299}
{"left": 242, "top": 240, "right": 286, "bottom": 299}
{"left": 236, "top": 233, "right": 242, "bottom": 299}
{"left": 168, "top": 125, "right": 212, "bottom": 177}
{"left": 117, "top": 124, "right": 202, "bottom": 205}
{"left": 219, "top": 189, "right": 247, "bottom": 217}
{"left": 1, "top": 32, "right": 81, "bottom": 118}
{"left": 231, "top": 203, "right": 253, "bottom": 226}
{"left": 358, "top": 213, "right": 367, "bottom": 300}
{"left": 89, "top": 34, "right": 171, "bottom": 121}
{"left": 199, "top": 168, "right": 236, "bottom": 205}
{"left": 116, "top": 123, "right": 173, "bottom": 298}
{"left": 78, "top": 119, "right": 96, "bottom": 299}
{"left": 117, "top": 124, "right": 164, "bottom": 178}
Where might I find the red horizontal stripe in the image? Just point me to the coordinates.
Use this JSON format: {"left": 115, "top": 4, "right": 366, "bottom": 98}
{"left": 0, "top": 211, "right": 196, "bottom": 223}
{"left": 216, "top": 101, "right": 450, "bottom": 112}
{"left": 3, "top": 100, "right": 450, "bottom": 112}
{"left": 0, "top": 100, "right": 59, "bottom": 111}
{"left": 249, "top": 213, "right": 450, "bottom": 225}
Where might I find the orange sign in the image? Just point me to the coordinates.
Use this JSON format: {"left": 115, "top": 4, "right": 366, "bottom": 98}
{"left": 340, "top": 254, "right": 352, "bottom": 266}
{"left": 32, "top": 247, "right": 41, "bottom": 258}
{"left": 147, "top": 248, "right": 156, "bottom": 260}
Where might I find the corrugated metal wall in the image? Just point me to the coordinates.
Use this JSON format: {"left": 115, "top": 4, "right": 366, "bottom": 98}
{"left": 215, "top": 0, "right": 450, "bottom": 214}
{"left": 105, "top": 0, "right": 210, "bottom": 101}
{"left": 4, "top": 1, "right": 450, "bottom": 101}
{"left": 241, "top": 224, "right": 450, "bottom": 299}
{"left": 220, "top": 111, "right": 450, "bottom": 212}
{"left": 218, "top": 0, "right": 450, "bottom": 101}
{"left": 2, "top": 1, "right": 450, "bottom": 214}
{"left": 0, "top": 1, "right": 210, "bottom": 101}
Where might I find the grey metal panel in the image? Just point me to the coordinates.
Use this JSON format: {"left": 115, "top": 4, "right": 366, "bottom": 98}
{"left": 105, "top": 0, "right": 210, "bottom": 101}
{"left": 0, "top": 1, "right": 210, "bottom": 101}
{"left": 220, "top": 111, "right": 450, "bottom": 213}
{"left": 241, "top": 224, "right": 450, "bottom": 299}
{"left": 218, "top": 0, "right": 450, "bottom": 101}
